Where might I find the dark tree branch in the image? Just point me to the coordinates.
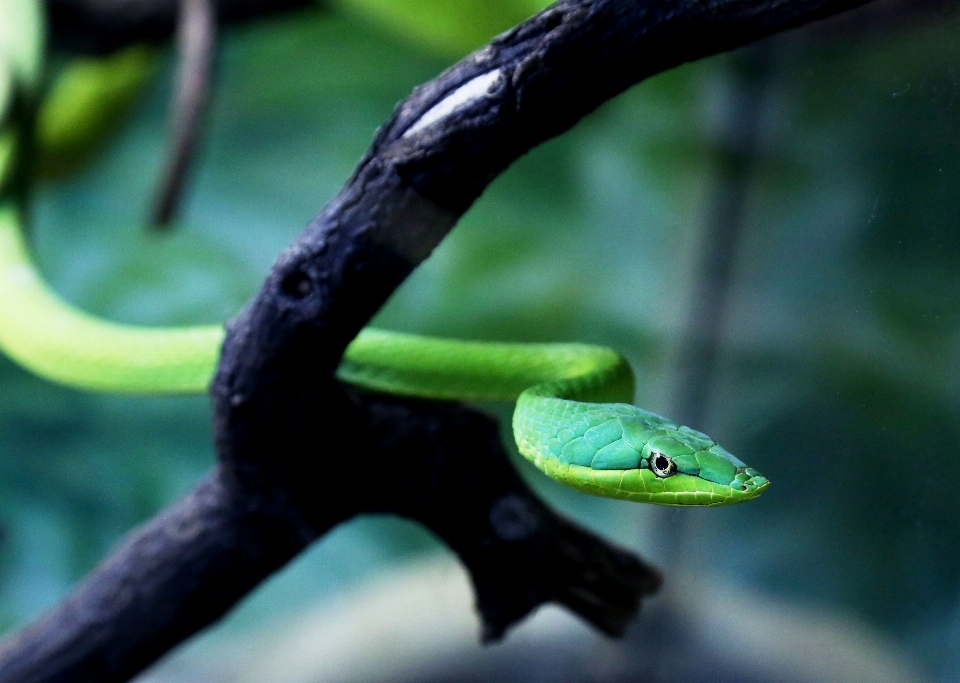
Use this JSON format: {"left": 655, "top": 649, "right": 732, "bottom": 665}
{"left": 0, "top": 0, "right": 885, "bottom": 680}
{"left": 0, "top": 470, "right": 319, "bottom": 683}
{"left": 150, "top": 0, "right": 217, "bottom": 228}
{"left": 0, "top": 393, "right": 659, "bottom": 682}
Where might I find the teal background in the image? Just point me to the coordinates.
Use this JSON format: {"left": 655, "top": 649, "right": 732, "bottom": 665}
{"left": 3, "top": 2, "right": 960, "bottom": 681}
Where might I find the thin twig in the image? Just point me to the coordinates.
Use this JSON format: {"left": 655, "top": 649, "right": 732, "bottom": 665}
{"left": 673, "top": 45, "right": 773, "bottom": 429}
{"left": 150, "top": 0, "right": 216, "bottom": 229}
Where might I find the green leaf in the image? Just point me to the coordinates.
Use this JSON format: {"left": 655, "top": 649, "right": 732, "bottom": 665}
{"left": 331, "top": 0, "right": 553, "bottom": 57}
{"left": 34, "top": 46, "right": 158, "bottom": 178}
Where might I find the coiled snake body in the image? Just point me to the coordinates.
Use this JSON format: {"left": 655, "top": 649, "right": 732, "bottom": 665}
{"left": 0, "top": 204, "right": 768, "bottom": 506}
{"left": 0, "top": 14, "right": 768, "bottom": 507}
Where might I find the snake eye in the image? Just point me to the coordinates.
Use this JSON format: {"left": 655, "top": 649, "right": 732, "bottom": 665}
{"left": 650, "top": 452, "right": 676, "bottom": 478}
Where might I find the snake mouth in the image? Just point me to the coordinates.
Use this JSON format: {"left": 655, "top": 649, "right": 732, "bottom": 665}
{"left": 539, "top": 459, "right": 771, "bottom": 506}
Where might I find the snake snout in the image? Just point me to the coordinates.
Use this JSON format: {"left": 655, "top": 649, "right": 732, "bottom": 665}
{"left": 733, "top": 467, "right": 770, "bottom": 495}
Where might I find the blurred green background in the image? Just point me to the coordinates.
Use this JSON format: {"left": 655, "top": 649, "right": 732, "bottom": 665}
{"left": 4, "top": 1, "right": 960, "bottom": 681}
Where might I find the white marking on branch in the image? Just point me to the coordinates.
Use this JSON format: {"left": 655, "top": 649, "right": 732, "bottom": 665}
{"left": 403, "top": 70, "right": 502, "bottom": 138}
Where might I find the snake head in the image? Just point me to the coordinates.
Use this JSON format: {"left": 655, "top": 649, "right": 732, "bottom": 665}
{"left": 638, "top": 427, "right": 770, "bottom": 504}
{"left": 535, "top": 408, "right": 770, "bottom": 506}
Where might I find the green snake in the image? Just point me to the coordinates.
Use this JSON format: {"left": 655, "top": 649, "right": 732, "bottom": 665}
{"left": 0, "top": 7, "right": 769, "bottom": 507}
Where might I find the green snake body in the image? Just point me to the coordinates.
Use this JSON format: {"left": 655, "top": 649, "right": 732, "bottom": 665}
{"left": 0, "top": 205, "right": 768, "bottom": 506}
{"left": 0, "top": 15, "right": 768, "bottom": 506}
